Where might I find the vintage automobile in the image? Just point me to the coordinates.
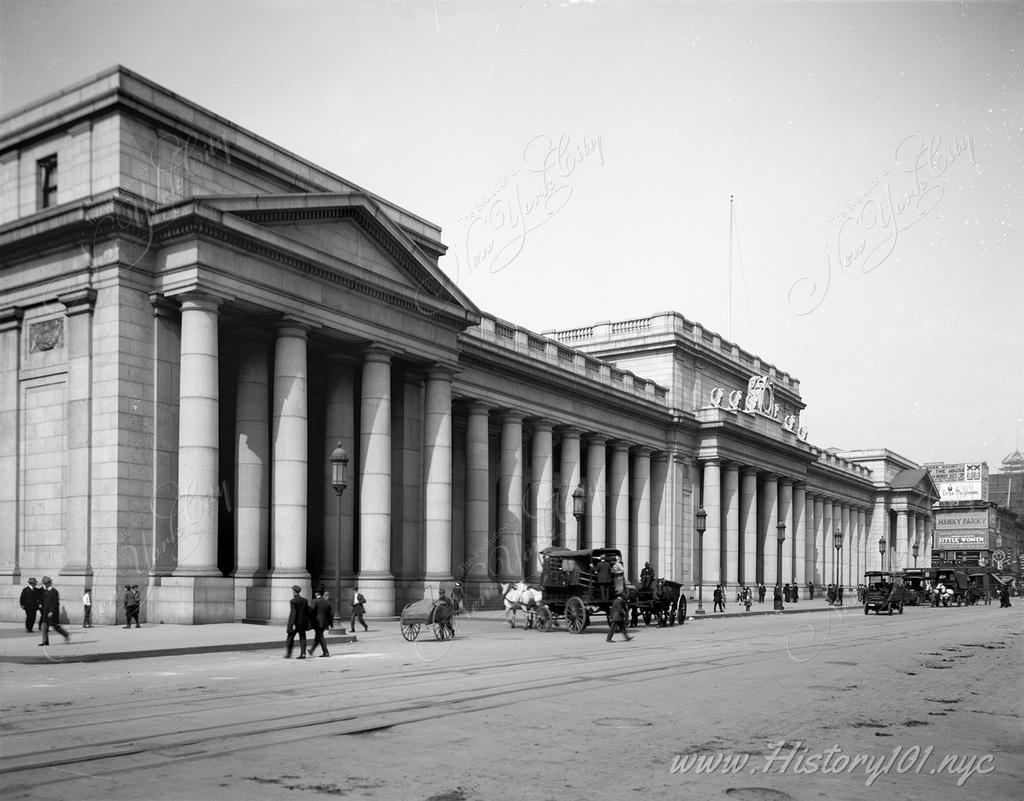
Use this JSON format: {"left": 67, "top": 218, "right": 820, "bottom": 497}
{"left": 899, "top": 568, "right": 928, "bottom": 606}
{"left": 863, "top": 571, "right": 905, "bottom": 615}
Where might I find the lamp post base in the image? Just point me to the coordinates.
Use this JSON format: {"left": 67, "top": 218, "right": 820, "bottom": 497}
{"left": 773, "top": 599, "right": 784, "bottom": 611}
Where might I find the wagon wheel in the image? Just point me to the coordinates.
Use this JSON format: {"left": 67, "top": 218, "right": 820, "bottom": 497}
{"left": 401, "top": 622, "right": 421, "bottom": 641}
{"left": 433, "top": 620, "right": 454, "bottom": 640}
{"left": 566, "top": 597, "right": 587, "bottom": 633}
{"left": 676, "top": 594, "right": 687, "bottom": 624}
{"left": 535, "top": 608, "right": 554, "bottom": 632}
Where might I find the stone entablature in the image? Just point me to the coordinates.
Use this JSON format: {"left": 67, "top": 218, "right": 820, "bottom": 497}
{"left": 463, "top": 313, "right": 670, "bottom": 407}
{"left": 545, "top": 311, "right": 800, "bottom": 394}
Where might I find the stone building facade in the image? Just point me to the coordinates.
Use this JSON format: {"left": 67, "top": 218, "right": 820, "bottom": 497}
{"left": 0, "top": 67, "right": 937, "bottom": 624}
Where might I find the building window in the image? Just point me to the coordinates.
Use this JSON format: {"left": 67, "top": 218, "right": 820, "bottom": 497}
{"left": 38, "top": 155, "right": 58, "bottom": 209}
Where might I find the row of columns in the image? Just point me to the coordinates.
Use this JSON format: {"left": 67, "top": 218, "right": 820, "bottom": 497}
{"left": 171, "top": 294, "right": 669, "bottom": 613}
{"left": 699, "top": 460, "right": 879, "bottom": 591}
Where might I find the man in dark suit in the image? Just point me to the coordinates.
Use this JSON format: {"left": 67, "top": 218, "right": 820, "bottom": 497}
{"left": 606, "top": 593, "right": 632, "bottom": 642}
{"left": 595, "top": 557, "right": 613, "bottom": 600}
{"left": 38, "top": 576, "right": 70, "bottom": 646}
{"left": 20, "top": 577, "right": 42, "bottom": 632}
{"left": 307, "top": 586, "right": 333, "bottom": 657}
{"left": 284, "top": 585, "right": 309, "bottom": 659}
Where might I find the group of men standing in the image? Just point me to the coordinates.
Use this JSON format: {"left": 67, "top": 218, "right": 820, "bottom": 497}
{"left": 18, "top": 576, "right": 71, "bottom": 646}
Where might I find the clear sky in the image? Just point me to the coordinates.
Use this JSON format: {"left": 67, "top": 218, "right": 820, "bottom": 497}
{"left": 2, "top": 0, "right": 1022, "bottom": 473}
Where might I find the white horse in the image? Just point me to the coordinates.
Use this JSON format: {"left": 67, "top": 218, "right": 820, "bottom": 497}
{"left": 500, "top": 581, "right": 544, "bottom": 628}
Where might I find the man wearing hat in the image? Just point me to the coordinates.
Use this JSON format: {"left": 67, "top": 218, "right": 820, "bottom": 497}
{"left": 451, "top": 581, "right": 464, "bottom": 613}
{"left": 284, "top": 585, "right": 309, "bottom": 659}
{"left": 38, "top": 576, "right": 71, "bottom": 646}
{"left": 20, "top": 577, "right": 43, "bottom": 633}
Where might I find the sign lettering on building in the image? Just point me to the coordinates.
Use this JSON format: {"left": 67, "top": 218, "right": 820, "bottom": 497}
{"left": 926, "top": 461, "right": 989, "bottom": 503}
{"left": 935, "top": 533, "right": 988, "bottom": 548}
{"left": 934, "top": 512, "right": 989, "bottom": 530}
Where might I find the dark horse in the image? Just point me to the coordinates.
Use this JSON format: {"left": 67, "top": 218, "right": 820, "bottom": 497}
{"left": 629, "top": 579, "right": 684, "bottom": 626}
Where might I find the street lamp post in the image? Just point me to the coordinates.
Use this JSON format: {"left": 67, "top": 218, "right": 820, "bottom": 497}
{"left": 878, "top": 535, "right": 886, "bottom": 572}
{"left": 775, "top": 520, "right": 786, "bottom": 610}
{"left": 833, "top": 528, "right": 844, "bottom": 607}
{"left": 329, "top": 442, "right": 350, "bottom": 620}
{"left": 695, "top": 507, "right": 707, "bottom": 615}
{"left": 572, "top": 486, "right": 586, "bottom": 549}
{"left": 912, "top": 539, "right": 920, "bottom": 568}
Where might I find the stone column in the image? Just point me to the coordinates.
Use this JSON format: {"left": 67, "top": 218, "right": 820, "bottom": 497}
{"left": 650, "top": 452, "right": 669, "bottom": 576}
{"left": 497, "top": 412, "right": 524, "bottom": 581}
{"left": 761, "top": 476, "right": 778, "bottom": 587}
{"left": 701, "top": 460, "right": 722, "bottom": 593}
{"left": 832, "top": 501, "right": 844, "bottom": 592}
{"left": 323, "top": 359, "right": 356, "bottom": 606}
{"left": 608, "top": 441, "right": 630, "bottom": 556}
{"left": 915, "top": 514, "right": 926, "bottom": 567}
{"left": 840, "top": 504, "right": 850, "bottom": 587}
{"left": 464, "top": 403, "right": 491, "bottom": 594}
{"left": 857, "top": 508, "right": 868, "bottom": 576}
{"left": 895, "top": 510, "right": 909, "bottom": 573}
{"left": 812, "top": 495, "right": 824, "bottom": 587}
{"left": 739, "top": 468, "right": 758, "bottom": 587}
{"left": 234, "top": 330, "right": 271, "bottom": 578}
{"left": 821, "top": 498, "right": 832, "bottom": 592}
{"left": 529, "top": 421, "right": 554, "bottom": 576}
{"left": 59, "top": 289, "right": 97, "bottom": 577}
{"left": 0, "top": 309, "right": 22, "bottom": 582}
{"left": 722, "top": 463, "right": 739, "bottom": 589}
{"left": 793, "top": 482, "right": 807, "bottom": 587}
{"left": 423, "top": 368, "right": 454, "bottom": 591}
{"left": 150, "top": 296, "right": 179, "bottom": 579}
{"left": 779, "top": 478, "right": 793, "bottom": 588}
{"left": 559, "top": 427, "right": 582, "bottom": 550}
{"left": 631, "top": 447, "right": 652, "bottom": 582}
{"left": 584, "top": 435, "right": 607, "bottom": 549}
{"left": 270, "top": 323, "right": 311, "bottom": 581}
{"left": 174, "top": 294, "right": 222, "bottom": 576}
{"left": 358, "top": 348, "right": 395, "bottom": 614}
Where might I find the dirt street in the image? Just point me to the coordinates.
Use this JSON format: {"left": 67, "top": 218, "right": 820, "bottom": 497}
{"left": 2, "top": 604, "right": 1021, "bottom": 801}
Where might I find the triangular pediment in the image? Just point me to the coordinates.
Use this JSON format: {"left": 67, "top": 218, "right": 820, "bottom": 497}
{"left": 179, "top": 193, "right": 480, "bottom": 328}
{"left": 891, "top": 467, "right": 941, "bottom": 501}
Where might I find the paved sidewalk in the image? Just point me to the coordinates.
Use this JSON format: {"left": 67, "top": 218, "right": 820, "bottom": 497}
{"left": 0, "top": 594, "right": 846, "bottom": 665}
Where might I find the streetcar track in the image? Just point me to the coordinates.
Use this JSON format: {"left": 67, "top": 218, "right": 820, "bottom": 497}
{"left": 1, "top": 613, "right": 944, "bottom": 783}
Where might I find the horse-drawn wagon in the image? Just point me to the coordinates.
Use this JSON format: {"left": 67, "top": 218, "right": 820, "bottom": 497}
{"left": 628, "top": 578, "right": 686, "bottom": 626}
{"left": 399, "top": 596, "right": 456, "bottom": 641}
{"left": 537, "top": 546, "right": 631, "bottom": 633}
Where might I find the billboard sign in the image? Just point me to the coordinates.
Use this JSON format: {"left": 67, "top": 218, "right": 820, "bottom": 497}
{"left": 926, "top": 462, "right": 989, "bottom": 503}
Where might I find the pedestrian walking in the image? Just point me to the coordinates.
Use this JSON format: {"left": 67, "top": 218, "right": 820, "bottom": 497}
{"left": 807, "top": 581, "right": 814, "bottom": 600}
{"left": 307, "top": 586, "right": 333, "bottom": 657}
{"left": 791, "top": 583, "right": 798, "bottom": 604}
{"left": 351, "top": 587, "right": 369, "bottom": 632}
{"left": 451, "top": 582, "right": 464, "bottom": 613}
{"left": 783, "top": 583, "right": 792, "bottom": 603}
{"left": 606, "top": 593, "right": 632, "bottom": 642}
{"left": 20, "top": 577, "right": 42, "bottom": 632}
{"left": 757, "top": 583, "right": 766, "bottom": 603}
{"left": 83, "top": 587, "right": 93, "bottom": 628}
{"left": 712, "top": 584, "right": 725, "bottom": 612}
{"left": 123, "top": 584, "right": 141, "bottom": 628}
{"left": 284, "top": 585, "right": 309, "bottom": 659}
{"left": 38, "top": 576, "right": 70, "bottom": 646}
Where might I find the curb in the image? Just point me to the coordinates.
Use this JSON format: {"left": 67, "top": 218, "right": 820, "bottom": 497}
{"left": 2, "top": 632, "right": 360, "bottom": 665}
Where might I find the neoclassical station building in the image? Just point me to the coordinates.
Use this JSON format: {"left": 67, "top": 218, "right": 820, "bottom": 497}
{"left": 0, "top": 68, "right": 940, "bottom": 624}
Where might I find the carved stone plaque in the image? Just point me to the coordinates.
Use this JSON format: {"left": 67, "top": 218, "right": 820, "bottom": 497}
{"left": 29, "top": 319, "right": 64, "bottom": 352}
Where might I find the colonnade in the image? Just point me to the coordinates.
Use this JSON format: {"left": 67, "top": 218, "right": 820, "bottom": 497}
{"left": 697, "top": 460, "right": 877, "bottom": 592}
{"left": 167, "top": 296, "right": 675, "bottom": 615}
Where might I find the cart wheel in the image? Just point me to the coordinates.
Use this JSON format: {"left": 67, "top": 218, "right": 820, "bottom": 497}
{"left": 566, "top": 597, "right": 586, "bottom": 633}
{"left": 433, "top": 621, "right": 454, "bottom": 640}
{"left": 401, "top": 622, "right": 421, "bottom": 641}
{"left": 677, "top": 595, "right": 688, "bottom": 624}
